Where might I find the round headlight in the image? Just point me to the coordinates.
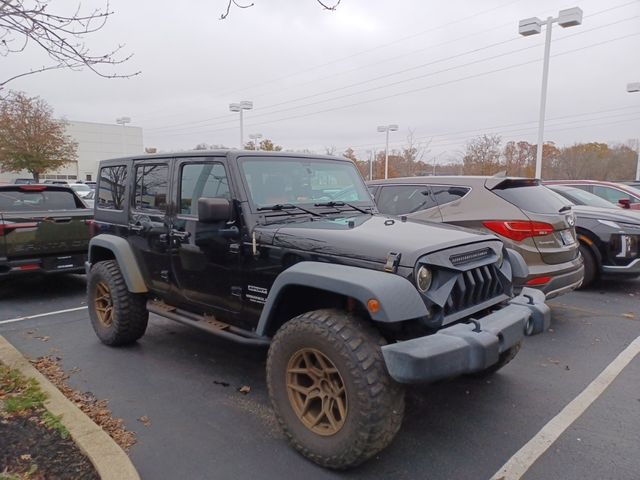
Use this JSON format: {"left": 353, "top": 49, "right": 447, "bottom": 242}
{"left": 416, "top": 266, "right": 432, "bottom": 292}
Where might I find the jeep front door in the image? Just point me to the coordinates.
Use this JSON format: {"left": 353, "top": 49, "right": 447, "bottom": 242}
{"left": 170, "top": 158, "right": 242, "bottom": 316}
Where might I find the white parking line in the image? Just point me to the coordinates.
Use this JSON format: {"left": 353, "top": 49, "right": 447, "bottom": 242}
{"left": 0, "top": 306, "right": 88, "bottom": 325}
{"left": 491, "top": 335, "right": 640, "bottom": 480}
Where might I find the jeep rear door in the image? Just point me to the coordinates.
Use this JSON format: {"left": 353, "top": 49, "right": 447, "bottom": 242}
{"left": 128, "top": 160, "right": 173, "bottom": 294}
{"left": 169, "top": 157, "right": 243, "bottom": 317}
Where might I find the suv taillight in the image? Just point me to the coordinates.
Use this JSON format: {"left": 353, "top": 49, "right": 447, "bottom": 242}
{"left": 483, "top": 221, "right": 554, "bottom": 242}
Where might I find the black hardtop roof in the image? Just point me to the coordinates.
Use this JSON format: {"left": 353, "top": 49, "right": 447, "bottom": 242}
{"left": 98, "top": 150, "right": 350, "bottom": 167}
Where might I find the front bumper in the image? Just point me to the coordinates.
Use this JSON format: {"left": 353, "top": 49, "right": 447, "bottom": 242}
{"left": 602, "top": 258, "right": 640, "bottom": 274}
{"left": 381, "top": 288, "right": 549, "bottom": 384}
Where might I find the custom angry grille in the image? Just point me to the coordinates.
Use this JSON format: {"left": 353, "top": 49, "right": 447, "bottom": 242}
{"left": 444, "top": 264, "right": 503, "bottom": 316}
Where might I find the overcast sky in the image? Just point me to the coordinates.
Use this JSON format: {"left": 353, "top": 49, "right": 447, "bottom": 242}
{"left": 4, "top": 0, "right": 640, "bottom": 164}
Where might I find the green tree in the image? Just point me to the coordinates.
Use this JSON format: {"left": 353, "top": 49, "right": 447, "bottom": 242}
{"left": 0, "top": 91, "right": 77, "bottom": 182}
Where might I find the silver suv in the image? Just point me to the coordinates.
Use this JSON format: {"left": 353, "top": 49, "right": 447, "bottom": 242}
{"left": 368, "top": 176, "right": 584, "bottom": 298}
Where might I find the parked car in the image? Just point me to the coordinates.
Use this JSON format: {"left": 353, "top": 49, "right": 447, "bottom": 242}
{"left": 12, "top": 178, "right": 36, "bottom": 185}
{"left": 43, "top": 180, "right": 69, "bottom": 184}
{"left": 623, "top": 181, "right": 640, "bottom": 189}
{"left": 547, "top": 185, "right": 640, "bottom": 286}
{"left": 84, "top": 181, "right": 97, "bottom": 190}
{"left": 368, "top": 176, "right": 583, "bottom": 299}
{"left": 86, "top": 151, "right": 548, "bottom": 469}
{"left": 69, "top": 182, "right": 92, "bottom": 198}
{"left": 0, "top": 184, "right": 92, "bottom": 278}
{"left": 82, "top": 189, "right": 95, "bottom": 209}
{"left": 546, "top": 180, "right": 640, "bottom": 210}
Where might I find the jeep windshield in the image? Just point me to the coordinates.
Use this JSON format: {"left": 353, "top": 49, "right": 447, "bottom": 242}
{"left": 239, "top": 157, "right": 374, "bottom": 214}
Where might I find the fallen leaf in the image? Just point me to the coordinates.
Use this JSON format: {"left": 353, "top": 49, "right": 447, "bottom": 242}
{"left": 34, "top": 336, "right": 50, "bottom": 342}
{"left": 20, "top": 454, "right": 32, "bottom": 461}
{"left": 622, "top": 313, "right": 635, "bottom": 319}
{"left": 137, "top": 415, "right": 151, "bottom": 427}
{"left": 238, "top": 385, "right": 251, "bottom": 394}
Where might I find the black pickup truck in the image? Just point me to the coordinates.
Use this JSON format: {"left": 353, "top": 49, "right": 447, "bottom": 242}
{"left": 0, "top": 184, "right": 92, "bottom": 277}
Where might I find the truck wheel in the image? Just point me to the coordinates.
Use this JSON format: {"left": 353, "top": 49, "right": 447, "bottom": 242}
{"left": 87, "top": 260, "right": 148, "bottom": 346}
{"left": 266, "top": 309, "right": 404, "bottom": 469}
{"left": 578, "top": 243, "right": 597, "bottom": 288}
{"left": 471, "top": 341, "right": 522, "bottom": 378}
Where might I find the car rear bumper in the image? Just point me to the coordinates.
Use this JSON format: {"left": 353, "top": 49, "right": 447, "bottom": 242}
{"left": 381, "top": 288, "right": 549, "bottom": 384}
{"left": 520, "top": 257, "right": 584, "bottom": 299}
{"left": 0, "top": 253, "right": 87, "bottom": 277}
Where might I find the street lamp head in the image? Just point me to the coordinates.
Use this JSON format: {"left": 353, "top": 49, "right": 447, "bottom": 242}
{"left": 229, "top": 103, "right": 241, "bottom": 112}
{"left": 116, "top": 116, "right": 131, "bottom": 125}
{"left": 518, "top": 17, "right": 542, "bottom": 36}
{"left": 557, "top": 7, "right": 583, "bottom": 28}
{"left": 389, "top": 124, "right": 399, "bottom": 132}
{"left": 377, "top": 126, "right": 387, "bottom": 132}
{"left": 240, "top": 101, "right": 253, "bottom": 110}
{"left": 627, "top": 82, "right": 640, "bottom": 93}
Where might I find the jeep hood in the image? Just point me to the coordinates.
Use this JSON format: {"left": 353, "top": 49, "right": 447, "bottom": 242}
{"left": 258, "top": 214, "right": 498, "bottom": 267}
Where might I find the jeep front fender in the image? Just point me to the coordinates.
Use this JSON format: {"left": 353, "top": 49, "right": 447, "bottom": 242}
{"left": 255, "top": 261, "right": 429, "bottom": 336}
{"left": 88, "top": 234, "right": 148, "bottom": 293}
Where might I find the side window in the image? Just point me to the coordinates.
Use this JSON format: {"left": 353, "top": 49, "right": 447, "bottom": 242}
{"left": 97, "top": 165, "right": 128, "bottom": 210}
{"left": 431, "top": 185, "right": 470, "bottom": 206}
{"left": 593, "top": 186, "right": 631, "bottom": 203}
{"left": 134, "top": 164, "right": 169, "bottom": 212}
{"left": 180, "top": 162, "right": 230, "bottom": 216}
{"left": 377, "top": 185, "right": 436, "bottom": 215}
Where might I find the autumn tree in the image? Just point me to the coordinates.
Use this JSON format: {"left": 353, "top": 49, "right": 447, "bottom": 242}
{"left": 0, "top": 91, "right": 77, "bottom": 182}
{"left": 462, "top": 134, "right": 502, "bottom": 175}
{"left": 258, "top": 138, "right": 282, "bottom": 151}
{"left": 0, "top": 1, "right": 137, "bottom": 89}
{"left": 503, "top": 141, "right": 535, "bottom": 177}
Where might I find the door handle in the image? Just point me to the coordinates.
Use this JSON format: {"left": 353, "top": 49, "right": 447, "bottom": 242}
{"left": 171, "top": 229, "right": 191, "bottom": 240}
{"left": 129, "top": 223, "right": 144, "bottom": 232}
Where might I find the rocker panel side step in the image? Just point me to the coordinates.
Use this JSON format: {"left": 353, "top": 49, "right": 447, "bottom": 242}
{"left": 147, "top": 300, "right": 271, "bottom": 346}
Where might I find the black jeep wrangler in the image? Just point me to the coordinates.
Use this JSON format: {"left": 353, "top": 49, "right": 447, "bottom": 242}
{"left": 86, "top": 151, "right": 549, "bottom": 469}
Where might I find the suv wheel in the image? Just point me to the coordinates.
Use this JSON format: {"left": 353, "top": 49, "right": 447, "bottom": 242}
{"left": 266, "top": 309, "right": 404, "bottom": 469}
{"left": 88, "top": 260, "right": 148, "bottom": 346}
{"left": 579, "top": 243, "right": 598, "bottom": 288}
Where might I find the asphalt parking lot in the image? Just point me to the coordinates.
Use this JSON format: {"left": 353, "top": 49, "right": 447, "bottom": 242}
{"left": 1, "top": 274, "right": 639, "bottom": 480}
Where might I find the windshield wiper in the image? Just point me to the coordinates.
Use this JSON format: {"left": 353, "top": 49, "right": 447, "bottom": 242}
{"left": 314, "top": 201, "right": 371, "bottom": 215}
{"left": 257, "top": 203, "right": 322, "bottom": 217}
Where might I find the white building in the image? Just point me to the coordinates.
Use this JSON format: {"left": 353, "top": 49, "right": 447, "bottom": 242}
{"left": 0, "top": 120, "right": 143, "bottom": 183}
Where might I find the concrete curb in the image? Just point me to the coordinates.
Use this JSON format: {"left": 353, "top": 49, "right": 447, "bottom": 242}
{"left": 0, "top": 335, "right": 140, "bottom": 480}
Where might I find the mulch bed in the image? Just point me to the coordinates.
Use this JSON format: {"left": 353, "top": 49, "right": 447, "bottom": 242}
{"left": 1, "top": 356, "right": 136, "bottom": 479}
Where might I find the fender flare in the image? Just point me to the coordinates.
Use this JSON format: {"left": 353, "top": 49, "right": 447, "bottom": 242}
{"left": 88, "top": 234, "right": 148, "bottom": 293}
{"left": 255, "top": 261, "right": 429, "bottom": 336}
{"left": 505, "top": 248, "right": 529, "bottom": 281}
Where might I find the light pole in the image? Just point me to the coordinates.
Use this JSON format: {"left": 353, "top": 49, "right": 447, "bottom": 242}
{"left": 377, "top": 124, "right": 399, "bottom": 179}
{"left": 249, "top": 133, "right": 263, "bottom": 151}
{"left": 115, "top": 116, "right": 131, "bottom": 155}
{"left": 628, "top": 82, "right": 640, "bottom": 180}
{"left": 229, "top": 101, "right": 253, "bottom": 148}
{"left": 519, "top": 7, "right": 583, "bottom": 179}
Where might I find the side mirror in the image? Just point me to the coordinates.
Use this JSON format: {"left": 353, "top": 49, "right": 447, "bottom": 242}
{"left": 618, "top": 198, "right": 631, "bottom": 209}
{"left": 198, "top": 197, "right": 231, "bottom": 223}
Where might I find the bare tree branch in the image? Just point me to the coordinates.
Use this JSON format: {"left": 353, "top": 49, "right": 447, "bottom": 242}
{"left": 0, "top": 0, "right": 139, "bottom": 88}
{"left": 219, "top": 0, "right": 340, "bottom": 20}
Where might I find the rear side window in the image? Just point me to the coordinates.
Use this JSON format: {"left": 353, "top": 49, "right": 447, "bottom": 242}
{"left": 431, "top": 185, "right": 470, "bottom": 206}
{"left": 179, "top": 162, "right": 230, "bottom": 215}
{"left": 98, "top": 165, "right": 128, "bottom": 210}
{"left": 134, "top": 164, "right": 169, "bottom": 212}
{"left": 493, "top": 184, "right": 568, "bottom": 214}
{"left": 377, "top": 185, "right": 437, "bottom": 215}
{"left": 0, "top": 189, "right": 79, "bottom": 211}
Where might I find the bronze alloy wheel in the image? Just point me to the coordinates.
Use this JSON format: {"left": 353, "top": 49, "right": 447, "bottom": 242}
{"left": 286, "top": 348, "right": 347, "bottom": 436}
{"left": 94, "top": 281, "right": 114, "bottom": 327}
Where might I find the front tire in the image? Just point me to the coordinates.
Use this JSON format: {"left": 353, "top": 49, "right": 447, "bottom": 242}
{"left": 87, "top": 260, "right": 148, "bottom": 346}
{"left": 266, "top": 309, "right": 404, "bottom": 469}
{"left": 579, "top": 243, "right": 598, "bottom": 288}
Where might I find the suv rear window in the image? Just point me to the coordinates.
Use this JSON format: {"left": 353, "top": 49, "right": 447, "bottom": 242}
{"left": 0, "top": 189, "right": 79, "bottom": 211}
{"left": 492, "top": 181, "right": 569, "bottom": 214}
